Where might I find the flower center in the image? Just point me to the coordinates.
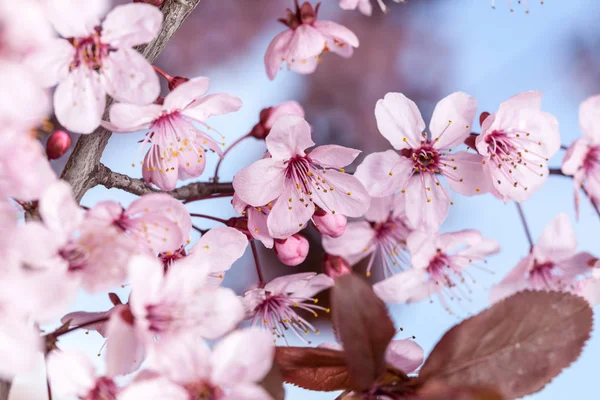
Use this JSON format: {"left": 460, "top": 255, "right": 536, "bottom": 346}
{"left": 85, "top": 377, "right": 118, "bottom": 400}
{"left": 70, "top": 31, "right": 110, "bottom": 71}
{"left": 159, "top": 246, "right": 187, "bottom": 272}
{"left": 528, "top": 260, "right": 560, "bottom": 289}
{"left": 184, "top": 382, "right": 222, "bottom": 400}
{"left": 59, "top": 242, "right": 89, "bottom": 272}
{"left": 583, "top": 145, "right": 600, "bottom": 174}
{"left": 411, "top": 145, "right": 440, "bottom": 172}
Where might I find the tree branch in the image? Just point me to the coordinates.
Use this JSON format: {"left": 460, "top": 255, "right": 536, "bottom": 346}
{"left": 60, "top": 0, "right": 203, "bottom": 202}
{"left": 95, "top": 163, "right": 233, "bottom": 200}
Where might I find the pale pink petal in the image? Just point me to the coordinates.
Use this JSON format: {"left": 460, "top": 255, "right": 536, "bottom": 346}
{"left": 149, "top": 333, "right": 211, "bottom": 384}
{"left": 109, "top": 103, "right": 162, "bottom": 132}
{"left": 220, "top": 384, "right": 272, "bottom": 400}
{"left": 404, "top": 173, "right": 449, "bottom": 232}
{"left": 290, "top": 273, "right": 334, "bottom": 298}
{"left": 263, "top": 272, "right": 317, "bottom": 295}
{"left": 142, "top": 146, "right": 179, "bottom": 191}
{"left": 363, "top": 195, "right": 393, "bottom": 223}
{"left": 127, "top": 193, "right": 192, "bottom": 240}
{"left": 311, "top": 169, "right": 370, "bottom": 217}
{"left": 182, "top": 93, "right": 243, "bottom": 122}
{"left": 181, "top": 226, "right": 248, "bottom": 274}
{"left": 313, "top": 20, "right": 359, "bottom": 56}
{"left": 556, "top": 251, "right": 596, "bottom": 278}
{"left": 47, "top": 350, "right": 96, "bottom": 397}
{"left": 267, "top": 179, "right": 315, "bottom": 239}
{"left": 25, "top": 39, "right": 74, "bottom": 88}
{"left": 339, "top": 0, "right": 361, "bottom": 10}
{"left": 101, "top": 3, "right": 163, "bottom": 48}
{"left": 289, "top": 56, "right": 319, "bottom": 75}
{"left": 373, "top": 268, "right": 429, "bottom": 303}
{"left": 61, "top": 311, "right": 111, "bottom": 337}
{"left": 163, "top": 77, "right": 210, "bottom": 112}
{"left": 105, "top": 306, "right": 146, "bottom": 376}
{"left": 118, "top": 377, "right": 188, "bottom": 400}
{"left": 322, "top": 220, "right": 376, "bottom": 265}
{"left": 497, "top": 91, "right": 543, "bottom": 115}
{"left": 385, "top": 339, "right": 424, "bottom": 374}
{"left": 265, "top": 101, "right": 305, "bottom": 127}
{"left": 264, "top": 30, "right": 293, "bottom": 80}
{"left": 562, "top": 138, "right": 589, "bottom": 176}
{"left": 354, "top": 150, "right": 414, "bottom": 197}
{"left": 211, "top": 329, "right": 274, "bottom": 386}
{"left": 45, "top": 0, "right": 108, "bottom": 38}
{"left": 443, "top": 151, "right": 492, "bottom": 196}
{"left": 0, "top": 319, "right": 43, "bottom": 379}
{"left": 39, "top": 181, "right": 83, "bottom": 242}
{"left": 103, "top": 48, "right": 160, "bottom": 105}
{"left": 232, "top": 158, "right": 286, "bottom": 207}
{"left": 14, "top": 222, "right": 63, "bottom": 268}
{"left": 128, "top": 256, "right": 164, "bottom": 320}
{"left": 487, "top": 155, "right": 548, "bottom": 203}
{"left": 85, "top": 201, "right": 123, "bottom": 227}
{"left": 176, "top": 146, "right": 206, "bottom": 180}
{"left": 534, "top": 213, "right": 576, "bottom": 262}
{"left": 489, "top": 255, "right": 534, "bottom": 304}
{"left": 435, "top": 230, "right": 485, "bottom": 254}
{"left": 429, "top": 92, "right": 477, "bottom": 149}
{"left": 193, "top": 288, "right": 245, "bottom": 339}
{"left": 375, "top": 93, "right": 426, "bottom": 150}
{"left": 453, "top": 238, "right": 500, "bottom": 266}
{"left": 127, "top": 214, "right": 184, "bottom": 254}
{"left": 579, "top": 95, "right": 600, "bottom": 143}
{"left": 406, "top": 230, "right": 437, "bottom": 270}
{"left": 54, "top": 68, "right": 106, "bottom": 134}
{"left": 286, "top": 24, "right": 326, "bottom": 60}
{"left": 579, "top": 277, "right": 600, "bottom": 307}
{"left": 0, "top": 64, "right": 50, "bottom": 129}
{"left": 248, "top": 208, "right": 273, "bottom": 248}
{"left": 357, "top": 0, "right": 373, "bottom": 15}
{"left": 266, "top": 115, "right": 315, "bottom": 160}
{"left": 308, "top": 145, "right": 361, "bottom": 169}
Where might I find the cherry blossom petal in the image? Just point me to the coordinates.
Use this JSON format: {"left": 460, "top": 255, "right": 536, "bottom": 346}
{"left": 266, "top": 115, "right": 315, "bottom": 160}
{"left": 561, "top": 138, "right": 588, "bottom": 176}
{"left": 354, "top": 150, "right": 414, "bottom": 197}
{"left": 248, "top": 208, "right": 273, "bottom": 248}
{"left": 182, "top": 93, "right": 243, "bottom": 122}
{"left": 211, "top": 329, "right": 274, "bottom": 386}
{"left": 163, "top": 77, "right": 210, "bottom": 112}
{"left": 385, "top": 339, "right": 424, "bottom": 374}
{"left": 534, "top": 213, "right": 576, "bottom": 262}
{"left": 430, "top": 92, "right": 477, "bottom": 149}
{"left": 101, "top": 3, "right": 163, "bottom": 48}
{"left": 406, "top": 230, "right": 437, "bottom": 270}
{"left": 308, "top": 145, "right": 361, "bottom": 169}
{"left": 311, "top": 169, "right": 370, "bottom": 217}
{"left": 127, "top": 193, "right": 192, "bottom": 238}
{"left": 142, "top": 147, "right": 179, "bottom": 191}
{"left": 556, "top": 252, "right": 596, "bottom": 278}
{"left": 290, "top": 273, "right": 334, "bottom": 298}
{"left": 286, "top": 24, "right": 326, "bottom": 60}
{"left": 487, "top": 156, "right": 548, "bottom": 203}
{"left": 404, "top": 173, "right": 449, "bottom": 232}
{"left": 105, "top": 306, "right": 146, "bottom": 376}
{"left": 118, "top": 377, "right": 189, "bottom": 400}
{"left": 373, "top": 268, "right": 429, "bottom": 303}
{"left": 265, "top": 101, "right": 305, "bottom": 127}
{"left": 375, "top": 93, "right": 425, "bottom": 150}
{"left": 314, "top": 20, "right": 359, "bottom": 57}
{"left": 108, "top": 103, "right": 162, "bottom": 132}
{"left": 579, "top": 94, "right": 600, "bottom": 143}
{"left": 579, "top": 277, "right": 600, "bottom": 306}
{"left": 45, "top": 0, "right": 108, "bottom": 38}
{"left": 289, "top": 56, "right": 319, "bottom": 75}
{"left": 39, "top": 181, "right": 83, "bottom": 242}
{"left": 263, "top": 272, "right": 317, "bottom": 295}
{"left": 103, "top": 48, "right": 160, "bottom": 105}
{"left": 489, "top": 255, "right": 533, "bottom": 304}
{"left": 0, "top": 64, "right": 49, "bottom": 129}
{"left": 14, "top": 222, "right": 63, "bottom": 268}
{"left": 264, "top": 30, "right": 293, "bottom": 80}
{"left": 232, "top": 158, "right": 286, "bottom": 207}
{"left": 181, "top": 226, "right": 248, "bottom": 274}
{"left": 0, "top": 319, "right": 43, "bottom": 379}
{"left": 54, "top": 68, "right": 106, "bottom": 134}
{"left": 193, "top": 288, "right": 245, "bottom": 339}
{"left": 47, "top": 351, "right": 96, "bottom": 397}
{"left": 220, "top": 384, "right": 273, "bottom": 400}
{"left": 363, "top": 195, "right": 393, "bottom": 223}
{"left": 150, "top": 333, "right": 211, "bottom": 384}
{"left": 267, "top": 179, "right": 315, "bottom": 239}
{"left": 443, "top": 151, "right": 491, "bottom": 196}
{"left": 322, "top": 220, "right": 376, "bottom": 264}
{"left": 176, "top": 146, "right": 206, "bottom": 180}
{"left": 25, "top": 39, "right": 75, "bottom": 88}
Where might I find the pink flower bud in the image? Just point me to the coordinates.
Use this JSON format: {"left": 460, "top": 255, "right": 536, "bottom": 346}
{"left": 133, "top": 0, "right": 164, "bottom": 6}
{"left": 45, "top": 130, "right": 71, "bottom": 160}
{"left": 313, "top": 211, "right": 347, "bottom": 238}
{"left": 152, "top": 65, "right": 189, "bottom": 91}
{"left": 323, "top": 254, "right": 352, "bottom": 279}
{"left": 479, "top": 111, "right": 491, "bottom": 127}
{"left": 249, "top": 101, "right": 305, "bottom": 140}
{"left": 274, "top": 234, "right": 309, "bottom": 266}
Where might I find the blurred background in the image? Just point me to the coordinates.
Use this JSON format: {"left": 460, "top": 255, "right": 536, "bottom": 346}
{"left": 23, "top": 0, "right": 600, "bottom": 399}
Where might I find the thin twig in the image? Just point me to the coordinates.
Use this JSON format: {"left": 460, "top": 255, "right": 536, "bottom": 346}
{"left": 189, "top": 213, "right": 228, "bottom": 224}
{"left": 250, "top": 240, "right": 265, "bottom": 285}
{"left": 213, "top": 134, "right": 250, "bottom": 183}
{"left": 183, "top": 193, "right": 234, "bottom": 204}
{"left": 515, "top": 202, "right": 533, "bottom": 250}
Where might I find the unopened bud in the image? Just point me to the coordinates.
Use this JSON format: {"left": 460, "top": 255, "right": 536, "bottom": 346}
{"left": 274, "top": 234, "right": 309, "bottom": 266}
{"left": 46, "top": 130, "right": 71, "bottom": 160}
{"left": 249, "top": 101, "right": 304, "bottom": 140}
{"left": 226, "top": 217, "right": 253, "bottom": 240}
{"left": 323, "top": 254, "right": 352, "bottom": 279}
{"left": 313, "top": 211, "right": 347, "bottom": 238}
{"left": 479, "top": 111, "right": 491, "bottom": 128}
{"left": 152, "top": 65, "right": 189, "bottom": 91}
{"left": 108, "top": 292, "right": 123, "bottom": 306}
{"left": 133, "top": 0, "right": 164, "bottom": 6}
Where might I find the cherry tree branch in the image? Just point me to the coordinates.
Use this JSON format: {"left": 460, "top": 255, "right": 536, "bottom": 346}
{"left": 95, "top": 163, "right": 233, "bottom": 200}
{"left": 60, "top": 0, "right": 203, "bottom": 202}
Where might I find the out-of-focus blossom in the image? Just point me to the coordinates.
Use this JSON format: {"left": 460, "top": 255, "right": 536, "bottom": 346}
{"left": 61, "top": 293, "right": 124, "bottom": 338}
{"left": 106, "top": 77, "right": 242, "bottom": 190}
{"left": 233, "top": 115, "right": 370, "bottom": 239}
{"left": 339, "top": 0, "right": 404, "bottom": 15}
{"left": 243, "top": 272, "right": 333, "bottom": 343}
{"left": 232, "top": 194, "right": 274, "bottom": 249}
{"left": 323, "top": 194, "right": 412, "bottom": 277}
{"left": 562, "top": 95, "right": 600, "bottom": 217}
{"left": 0, "top": 318, "right": 43, "bottom": 379}
{"left": 249, "top": 101, "right": 305, "bottom": 140}
{"left": 29, "top": 1, "right": 163, "bottom": 133}
{"left": 313, "top": 208, "right": 347, "bottom": 238}
{"left": 105, "top": 255, "right": 244, "bottom": 375}
{"left": 374, "top": 230, "right": 500, "bottom": 312}
{"left": 355, "top": 92, "right": 488, "bottom": 232}
{"left": 265, "top": 1, "right": 359, "bottom": 79}
{"left": 0, "top": 0, "right": 53, "bottom": 62}
{"left": 475, "top": 91, "right": 560, "bottom": 202}
{"left": 490, "top": 213, "right": 596, "bottom": 302}
{"left": 274, "top": 234, "right": 309, "bottom": 266}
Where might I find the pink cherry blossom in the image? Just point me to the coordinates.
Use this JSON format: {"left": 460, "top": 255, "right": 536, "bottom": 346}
{"left": 232, "top": 193, "right": 274, "bottom": 248}
{"left": 490, "top": 213, "right": 596, "bottom": 303}
{"left": 243, "top": 272, "right": 334, "bottom": 343}
{"left": 562, "top": 95, "right": 600, "bottom": 217}
{"left": 29, "top": 1, "right": 163, "bottom": 133}
{"left": 323, "top": 254, "right": 352, "bottom": 279}
{"left": 106, "top": 255, "right": 244, "bottom": 375}
{"left": 106, "top": 76, "right": 242, "bottom": 190}
{"left": 339, "top": 0, "right": 403, "bottom": 15}
{"left": 323, "top": 194, "right": 412, "bottom": 277}
{"left": 274, "top": 234, "right": 309, "bottom": 266}
{"left": 574, "top": 276, "right": 600, "bottom": 307}
{"left": 0, "top": 317, "right": 43, "bottom": 379}
{"left": 86, "top": 193, "right": 192, "bottom": 254}
{"left": 355, "top": 92, "right": 489, "bottom": 232}
{"left": 0, "top": 0, "right": 53, "bottom": 62}
{"left": 374, "top": 230, "right": 500, "bottom": 311}
{"left": 119, "top": 329, "right": 274, "bottom": 400}
{"left": 313, "top": 208, "right": 347, "bottom": 238}
{"left": 249, "top": 100, "right": 305, "bottom": 140}
{"left": 47, "top": 350, "right": 119, "bottom": 398}
{"left": 233, "top": 115, "right": 370, "bottom": 239}
{"left": 264, "top": 1, "right": 359, "bottom": 80}
{"left": 319, "top": 338, "right": 424, "bottom": 373}
{"left": 475, "top": 91, "right": 561, "bottom": 202}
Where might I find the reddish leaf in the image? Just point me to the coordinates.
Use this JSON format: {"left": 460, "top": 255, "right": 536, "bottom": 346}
{"left": 418, "top": 381, "right": 505, "bottom": 400}
{"left": 418, "top": 290, "right": 592, "bottom": 398}
{"left": 331, "top": 273, "right": 396, "bottom": 391}
{"left": 275, "top": 347, "right": 352, "bottom": 391}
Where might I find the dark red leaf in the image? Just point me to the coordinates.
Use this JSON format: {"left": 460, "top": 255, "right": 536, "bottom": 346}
{"left": 331, "top": 273, "right": 396, "bottom": 391}
{"left": 418, "top": 290, "right": 592, "bottom": 398}
{"left": 418, "top": 380, "right": 505, "bottom": 400}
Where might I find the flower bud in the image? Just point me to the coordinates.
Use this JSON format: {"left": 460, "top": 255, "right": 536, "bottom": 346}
{"left": 46, "top": 130, "right": 71, "bottom": 160}
{"left": 133, "top": 0, "right": 164, "bottom": 6}
{"left": 479, "top": 111, "right": 491, "bottom": 127}
{"left": 167, "top": 76, "right": 189, "bottom": 91}
{"left": 274, "top": 234, "right": 309, "bottom": 266}
{"left": 313, "top": 211, "right": 347, "bottom": 238}
{"left": 249, "top": 101, "right": 305, "bottom": 140}
{"left": 323, "top": 254, "right": 352, "bottom": 279}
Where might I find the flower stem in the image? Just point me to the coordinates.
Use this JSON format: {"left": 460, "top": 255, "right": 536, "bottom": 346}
{"left": 183, "top": 193, "right": 233, "bottom": 204}
{"left": 152, "top": 65, "right": 174, "bottom": 82}
{"left": 213, "top": 134, "right": 250, "bottom": 183}
{"left": 515, "top": 202, "right": 533, "bottom": 250}
{"left": 192, "top": 225, "right": 208, "bottom": 235}
{"left": 45, "top": 367, "right": 52, "bottom": 400}
{"left": 250, "top": 240, "right": 265, "bottom": 285}
{"left": 189, "top": 213, "right": 228, "bottom": 224}
{"left": 55, "top": 316, "right": 110, "bottom": 337}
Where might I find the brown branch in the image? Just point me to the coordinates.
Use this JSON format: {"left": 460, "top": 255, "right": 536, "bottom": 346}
{"left": 95, "top": 163, "right": 233, "bottom": 200}
{"left": 60, "top": 0, "right": 203, "bottom": 202}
